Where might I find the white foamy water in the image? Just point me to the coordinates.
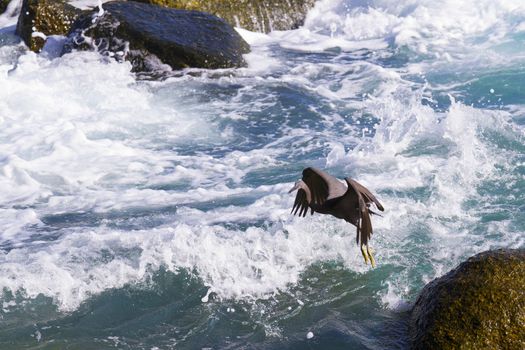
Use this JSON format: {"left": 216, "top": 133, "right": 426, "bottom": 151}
{"left": 304, "top": 0, "right": 525, "bottom": 54}
{"left": 0, "top": 0, "right": 524, "bottom": 320}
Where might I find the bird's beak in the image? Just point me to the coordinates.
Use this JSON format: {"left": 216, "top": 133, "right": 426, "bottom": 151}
{"left": 288, "top": 182, "right": 299, "bottom": 193}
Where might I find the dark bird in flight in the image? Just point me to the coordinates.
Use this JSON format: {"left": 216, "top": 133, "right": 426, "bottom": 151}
{"left": 289, "top": 167, "right": 384, "bottom": 267}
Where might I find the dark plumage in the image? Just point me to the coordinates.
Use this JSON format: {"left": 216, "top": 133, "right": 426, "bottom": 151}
{"left": 289, "top": 167, "right": 384, "bottom": 267}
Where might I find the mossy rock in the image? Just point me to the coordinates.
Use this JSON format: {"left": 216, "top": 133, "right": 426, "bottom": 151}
{"left": 133, "top": 0, "right": 316, "bottom": 33}
{"left": 65, "top": 1, "right": 250, "bottom": 71}
{"left": 16, "top": 0, "right": 83, "bottom": 52}
{"left": 410, "top": 249, "right": 525, "bottom": 349}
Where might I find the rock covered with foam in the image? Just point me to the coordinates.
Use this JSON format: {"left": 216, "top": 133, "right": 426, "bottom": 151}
{"left": 63, "top": 0, "right": 250, "bottom": 72}
{"left": 410, "top": 249, "right": 525, "bottom": 349}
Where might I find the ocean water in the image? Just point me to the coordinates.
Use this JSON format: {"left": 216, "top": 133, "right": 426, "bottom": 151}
{"left": 0, "top": 0, "right": 524, "bottom": 348}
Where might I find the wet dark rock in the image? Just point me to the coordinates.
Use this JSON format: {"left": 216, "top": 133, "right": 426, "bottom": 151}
{"left": 15, "top": 0, "right": 83, "bottom": 52}
{"left": 1, "top": 0, "right": 10, "bottom": 14}
{"left": 1, "top": 0, "right": 23, "bottom": 31}
{"left": 410, "top": 249, "right": 525, "bottom": 350}
{"left": 132, "top": 0, "right": 317, "bottom": 33}
{"left": 64, "top": 1, "right": 250, "bottom": 72}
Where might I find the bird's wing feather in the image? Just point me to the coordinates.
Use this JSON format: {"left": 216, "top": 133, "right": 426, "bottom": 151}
{"left": 291, "top": 181, "right": 312, "bottom": 217}
{"left": 302, "top": 167, "right": 347, "bottom": 205}
{"left": 345, "top": 178, "right": 373, "bottom": 246}
{"left": 345, "top": 178, "right": 384, "bottom": 211}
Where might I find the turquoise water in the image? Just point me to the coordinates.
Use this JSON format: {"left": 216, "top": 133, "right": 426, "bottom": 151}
{"left": 0, "top": 0, "right": 524, "bottom": 348}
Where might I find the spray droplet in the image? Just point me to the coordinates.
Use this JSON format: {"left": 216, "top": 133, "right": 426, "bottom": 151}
{"left": 201, "top": 288, "right": 212, "bottom": 303}
{"left": 490, "top": 88, "right": 495, "bottom": 94}
{"left": 330, "top": 23, "right": 337, "bottom": 38}
{"left": 306, "top": 331, "right": 314, "bottom": 339}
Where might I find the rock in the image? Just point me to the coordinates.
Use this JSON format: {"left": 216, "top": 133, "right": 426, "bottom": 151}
{"left": 132, "top": 0, "right": 317, "bottom": 33}
{"left": 14, "top": 0, "right": 312, "bottom": 55}
{"left": 410, "top": 249, "right": 525, "bottom": 350}
{"left": 64, "top": 1, "right": 250, "bottom": 72}
{"left": 15, "top": 0, "right": 83, "bottom": 52}
{"left": 1, "top": 0, "right": 11, "bottom": 14}
{"left": 1, "top": 0, "right": 23, "bottom": 28}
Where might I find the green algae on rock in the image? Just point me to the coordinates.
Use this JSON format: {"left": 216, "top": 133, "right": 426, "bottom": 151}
{"left": 16, "top": 0, "right": 83, "bottom": 52}
{"left": 132, "top": 0, "right": 316, "bottom": 33}
{"left": 410, "top": 249, "right": 525, "bottom": 350}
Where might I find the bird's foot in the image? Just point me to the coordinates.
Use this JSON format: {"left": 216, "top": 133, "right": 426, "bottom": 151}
{"left": 361, "top": 245, "right": 376, "bottom": 268}
{"left": 361, "top": 245, "right": 370, "bottom": 265}
{"left": 367, "top": 245, "right": 376, "bottom": 268}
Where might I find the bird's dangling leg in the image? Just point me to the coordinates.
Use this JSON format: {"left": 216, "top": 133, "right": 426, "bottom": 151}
{"left": 360, "top": 244, "right": 376, "bottom": 268}
{"left": 366, "top": 245, "right": 376, "bottom": 268}
{"left": 357, "top": 218, "right": 376, "bottom": 268}
{"left": 360, "top": 244, "right": 370, "bottom": 265}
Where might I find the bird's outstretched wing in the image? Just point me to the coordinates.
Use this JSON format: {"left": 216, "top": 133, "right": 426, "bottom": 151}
{"left": 291, "top": 181, "right": 312, "bottom": 217}
{"left": 302, "top": 167, "right": 347, "bottom": 205}
{"left": 345, "top": 177, "right": 383, "bottom": 246}
{"left": 346, "top": 178, "right": 384, "bottom": 212}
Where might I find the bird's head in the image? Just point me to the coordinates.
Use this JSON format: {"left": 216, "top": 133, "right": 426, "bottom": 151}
{"left": 288, "top": 180, "right": 301, "bottom": 193}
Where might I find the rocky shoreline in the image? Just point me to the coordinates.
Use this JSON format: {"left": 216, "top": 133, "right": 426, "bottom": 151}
{"left": 63, "top": 1, "right": 251, "bottom": 71}
{"left": 3, "top": 0, "right": 317, "bottom": 72}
